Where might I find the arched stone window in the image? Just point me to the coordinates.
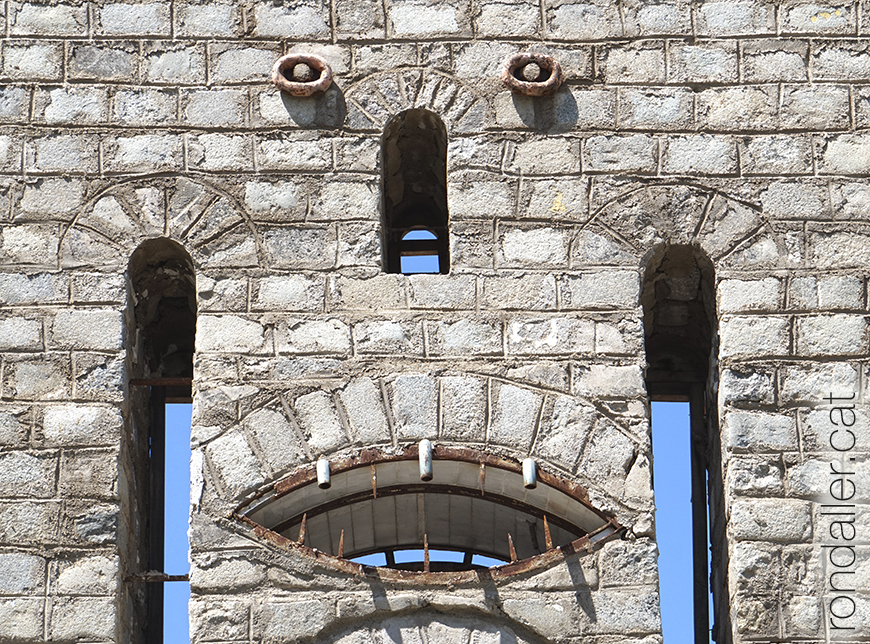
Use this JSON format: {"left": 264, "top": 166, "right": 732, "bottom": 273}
{"left": 127, "top": 238, "right": 196, "bottom": 643}
{"left": 642, "top": 244, "right": 720, "bottom": 643}
{"left": 381, "top": 109, "right": 449, "bottom": 274}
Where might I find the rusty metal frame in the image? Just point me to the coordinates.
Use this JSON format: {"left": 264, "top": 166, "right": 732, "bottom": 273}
{"left": 234, "top": 445, "right": 624, "bottom": 583}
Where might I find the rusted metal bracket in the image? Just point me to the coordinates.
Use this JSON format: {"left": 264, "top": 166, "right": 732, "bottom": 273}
{"left": 126, "top": 571, "right": 189, "bottom": 583}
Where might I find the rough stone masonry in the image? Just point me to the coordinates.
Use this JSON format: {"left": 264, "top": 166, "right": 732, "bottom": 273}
{"left": 0, "top": 0, "right": 869, "bottom": 643}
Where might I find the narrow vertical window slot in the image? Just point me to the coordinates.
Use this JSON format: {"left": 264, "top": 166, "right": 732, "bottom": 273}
{"left": 382, "top": 109, "right": 450, "bottom": 274}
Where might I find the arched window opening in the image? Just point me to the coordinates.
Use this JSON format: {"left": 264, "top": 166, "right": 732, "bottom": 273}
{"left": 642, "top": 245, "right": 720, "bottom": 644}
{"left": 382, "top": 109, "right": 449, "bottom": 274}
{"left": 239, "top": 449, "right": 620, "bottom": 576}
{"left": 127, "top": 238, "right": 196, "bottom": 644}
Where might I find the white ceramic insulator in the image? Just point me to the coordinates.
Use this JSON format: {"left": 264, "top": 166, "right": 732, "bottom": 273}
{"left": 317, "top": 458, "right": 331, "bottom": 489}
{"left": 523, "top": 458, "right": 537, "bottom": 489}
{"left": 419, "top": 439, "right": 433, "bottom": 481}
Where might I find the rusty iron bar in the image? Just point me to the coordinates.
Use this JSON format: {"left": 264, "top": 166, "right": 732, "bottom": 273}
{"left": 126, "top": 571, "right": 189, "bottom": 583}
{"left": 543, "top": 515, "right": 554, "bottom": 550}
{"left": 424, "top": 534, "right": 430, "bottom": 573}
{"left": 338, "top": 529, "right": 345, "bottom": 558}
{"left": 370, "top": 463, "right": 377, "bottom": 499}
{"left": 297, "top": 513, "right": 307, "bottom": 544}
{"left": 507, "top": 533, "right": 517, "bottom": 563}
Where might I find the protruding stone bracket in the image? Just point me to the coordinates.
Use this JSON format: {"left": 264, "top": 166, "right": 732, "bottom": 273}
{"left": 502, "top": 52, "right": 563, "bottom": 96}
{"left": 272, "top": 53, "right": 333, "bottom": 96}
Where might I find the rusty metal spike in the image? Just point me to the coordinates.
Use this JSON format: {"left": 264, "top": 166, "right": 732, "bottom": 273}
{"left": 297, "top": 513, "right": 307, "bottom": 544}
{"left": 543, "top": 515, "right": 553, "bottom": 550}
{"left": 507, "top": 532, "right": 517, "bottom": 563}
{"left": 338, "top": 529, "right": 345, "bottom": 558}
{"left": 424, "top": 534, "right": 430, "bottom": 573}
{"left": 370, "top": 463, "right": 377, "bottom": 500}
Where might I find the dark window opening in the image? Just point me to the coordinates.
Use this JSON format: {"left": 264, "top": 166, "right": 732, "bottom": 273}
{"left": 642, "top": 245, "right": 722, "bottom": 644}
{"left": 382, "top": 109, "right": 449, "bottom": 274}
{"left": 128, "top": 239, "right": 195, "bottom": 644}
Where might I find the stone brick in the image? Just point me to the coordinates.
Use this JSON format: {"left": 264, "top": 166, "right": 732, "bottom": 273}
{"left": 26, "top": 134, "right": 99, "bottom": 174}
{"left": 0, "top": 225, "right": 58, "bottom": 266}
{"left": 43, "top": 405, "right": 122, "bottom": 447}
{"left": 0, "top": 272, "right": 68, "bottom": 306}
{"left": 50, "top": 596, "right": 116, "bottom": 641}
{"left": 253, "top": 599, "right": 332, "bottom": 641}
{"left": 498, "top": 226, "right": 570, "bottom": 268}
{"left": 330, "top": 274, "right": 405, "bottom": 310}
{"left": 623, "top": 0, "right": 692, "bottom": 35}
{"left": 253, "top": 275, "right": 325, "bottom": 311}
{"left": 182, "top": 89, "right": 247, "bottom": 127}
{"left": 313, "top": 180, "right": 379, "bottom": 220}
{"left": 51, "top": 309, "right": 123, "bottom": 351}
{"left": 730, "top": 498, "right": 812, "bottom": 541}
{"left": 257, "top": 136, "right": 331, "bottom": 172}
{"left": 817, "top": 275, "right": 863, "bottom": 309}
{"left": 389, "top": 373, "right": 438, "bottom": 440}
{"left": 5, "top": 356, "right": 70, "bottom": 400}
{"left": 720, "top": 368, "right": 775, "bottom": 405}
{"left": 353, "top": 44, "right": 416, "bottom": 75}
{"left": 482, "top": 273, "right": 556, "bottom": 310}
{"left": 177, "top": 3, "right": 240, "bottom": 36}
{"left": 726, "top": 456, "right": 783, "bottom": 495}
{"left": 264, "top": 226, "right": 338, "bottom": 269}
{"left": 337, "top": 377, "right": 390, "bottom": 444}
{"left": 408, "top": 273, "right": 476, "bottom": 309}
{"left": 720, "top": 315, "right": 790, "bottom": 358}
{"left": 662, "top": 134, "right": 738, "bottom": 175}
{"left": 55, "top": 555, "right": 119, "bottom": 595}
{"left": 143, "top": 43, "right": 206, "bottom": 84}
{"left": 3, "top": 42, "right": 63, "bottom": 80}
{"left": 427, "top": 318, "right": 502, "bottom": 355}
{"left": 618, "top": 87, "right": 694, "bottom": 130}
{"left": 0, "top": 500, "right": 61, "bottom": 544}
{"left": 294, "top": 390, "right": 348, "bottom": 454}
{"left": 583, "top": 134, "right": 657, "bottom": 173}
{"left": 488, "top": 381, "right": 542, "bottom": 448}
{"left": 96, "top": 3, "right": 170, "bottom": 35}
{"left": 36, "top": 87, "right": 108, "bottom": 125}
{"left": 0, "top": 450, "right": 56, "bottom": 498}
{"left": 0, "top": 553, "right": 45, "bottom": 594}
{"left": 245, "top": 180, "right": 304, "bottom": 219}
{"left": 210, "top": 44, "right": 278, "bottom": 84}
{"left": 188, "top": 133, "right": 252, "bottom": 171}
{"left": 598, "top": 41, "right": 665, "bottom": 83}
{"left": 697, "top": 86, "right": 777, "bottom": 131}
{"left": 335, "top": 0, "right": 386, "bottom": 38}
{"left": 113, "top": 88, "right": 178, "bottom": 125}
{"left": 0, "top": 316, "right": 42, "bottom": 350}
{"left": 11, "top": 2, "right": 87, "bottom": 35}
{"left": 780, "top": 84, "right": 850, "bottom": 130}
{"left": 59, "top": 448, "right": 118, "bottom": 499}
{"left": 560, "top": 271, "right": 640, "bottom": 309}
{"left": 103, "top": 134, "right": 183, "bottom": 173}
{"left": 276, "top": 318, "right": 351, "bottom": 354}
{"left": 695, "top": 0, "right": 775, "bottom": 36}
{"left": 668, "top": 40, "right": 738, "bottom": 83}
{"left": 389, "top": 0, "right": 470, "bottom": 37}
{"left": 197, "top": 315, "right": 266, "bottom": 353}
{"left": 795, "top": 314, "right": 868, "bottom": 355}
{"left": 0, "top": 598, "right": 44, "bottom": 640}
{"left": 507, "top": 317, "right": 595, "bottom": 355}
{"left": 334, "top": 137, "right": 378, "bottom": 172}
{"left": 68, "top": 43, "right": 137, "bottom": 81}
{"left": 440, "top": 375, "right": 487, "bottom": 441}
{"left": 243, "top": 408, "right": 307, "bottom": 473}
{"left": 506, "top": 138, "right": 579, "bottom": 175}
{"left": 474, "top": 0, "right": 540, "bottom": 37}
{"left": 724, "top": 410, "right": 798, "bottom": 452}
{"left": 741, "top": 136, "right": 814, "bottom": 175}
{"left": 544, "top": 0, "right": 622, "bottom": 40}
{"left": 819, "top": 133, "right": 870, "bottom": 174}
{"left": 205, "top": 429, "right": 264, "bottom": 498}
{"left": 780, "top": 362, "right": 859, "bottom": 404}
{"left": 252, "top": 0, "right": 330, "bottom": 37}
{"left": 573, "top": 364, "right": 645, "bottom": 398}
{"left": 812, "top": 41, "right": 870, "bottom": 80}
{"left": 455, "top": 41, "right": 516, "bottom": 80}
{"left": 718, "top": 277, "right": 781, "bottom": 312}
{"left": 742, "top": 39, "right": 808, "bottom": 82}
{"left": 0, "top": 86, "right": 30, "bottom": 122}
{"left": 354, "top": 319, "right": 423, "bottom": 355}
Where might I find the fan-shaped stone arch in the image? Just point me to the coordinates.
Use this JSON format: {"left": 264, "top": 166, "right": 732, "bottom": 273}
{"left": 586, "top": 181, "right": 801, "bottom": 270}
{"left": 58, "top": 177, "right": 266, "bottom": 270}
{"left": 345, "top": 68, "right": 490, "bottom": 134}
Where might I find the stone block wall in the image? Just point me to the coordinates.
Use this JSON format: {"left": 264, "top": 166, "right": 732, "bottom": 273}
{"left": 0, "top": 0, "right": 869, "bottom": 643}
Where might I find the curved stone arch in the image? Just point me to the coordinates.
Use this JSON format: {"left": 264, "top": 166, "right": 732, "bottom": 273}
{"left": 585, "top": 181, "right": 796, "bottom": 270}
{"left": 344, "top": 67, "right": 490, "bottom": 134}
{"left": 315, "top": 609, "right": 552, "bottom": 644}
{"left": 58, "top": 176, "right": 267, "bottom": 270}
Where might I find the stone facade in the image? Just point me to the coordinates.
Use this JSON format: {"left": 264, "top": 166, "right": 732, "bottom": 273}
{"left": 1, "top": 1, "right": 869, "bottom": 643}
